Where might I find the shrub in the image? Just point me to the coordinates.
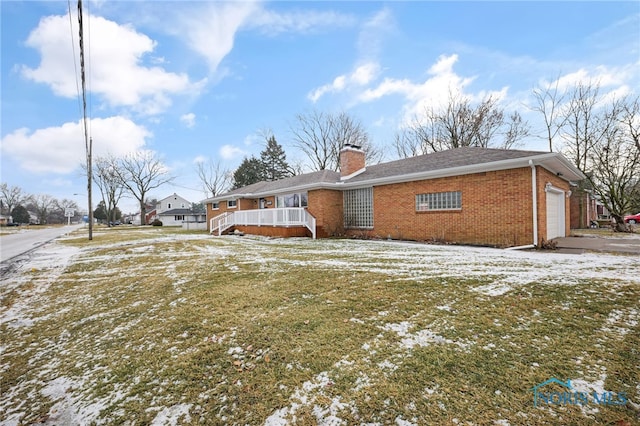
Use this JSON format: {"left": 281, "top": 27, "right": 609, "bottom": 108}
{"left": 151, "top": 219, "right": 163, "bottom": 227}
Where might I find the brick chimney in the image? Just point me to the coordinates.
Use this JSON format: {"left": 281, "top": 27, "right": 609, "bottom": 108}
{"left": 339, "top": 144, "right": 366, "bottom": 179}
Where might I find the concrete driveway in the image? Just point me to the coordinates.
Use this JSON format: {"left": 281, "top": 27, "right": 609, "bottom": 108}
{"left": 554, "top": 235, "right": 640, "bottom": 254}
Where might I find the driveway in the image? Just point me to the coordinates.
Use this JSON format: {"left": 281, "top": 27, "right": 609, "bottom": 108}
{"left": 554, "top": 235, "right": 640, "bottom": 254}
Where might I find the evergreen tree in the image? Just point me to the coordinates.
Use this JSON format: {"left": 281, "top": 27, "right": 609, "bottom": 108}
{"left": 260, "top": 136, "right": 292, "bottom": 181}
{"left": 232, "top": 156, "right": 265, "bottom": 189}
{"left": 94, "top": 201, "right": 108, "bottom": 222}
{"left": 11, "top": 204, "right": 30, "bottom": 224}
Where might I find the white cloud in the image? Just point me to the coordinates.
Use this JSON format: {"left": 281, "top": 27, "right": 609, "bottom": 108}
{"left": 21, "top": 13, "right": 202, "bottom": 115}
{"left": 246, "top": 8, "right": 356, "bottom": 35}
{"left": 357, "top": 7, "right": 395, "bottom": 60}
{"left": 177, "top": 2, "right": 259, "bottom": 73}
{"left": 192, "top": 155, "right": 207, "bottom": 164}
{"left": 180, "top": 113, "right": 196, "bottom": 128}
{"left": 357, "top": 54, "right": 488, "bottom": 123}
{"left": 308, "top": 62, "right": 380, "bottom": 102}
{"left": 220, "top": 144, "right": 248, "bottom": 160}
{"left": 1, "top": 116, "right": 150, "bottom": 174}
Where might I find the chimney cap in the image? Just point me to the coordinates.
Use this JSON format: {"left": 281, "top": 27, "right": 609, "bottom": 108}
{"left": 342, "top": 143, "right": 362, "bottom": 150}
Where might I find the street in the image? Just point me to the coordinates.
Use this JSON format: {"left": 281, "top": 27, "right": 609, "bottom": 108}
{"left": 0, "top": 225, "right": 83, "bottom": 264}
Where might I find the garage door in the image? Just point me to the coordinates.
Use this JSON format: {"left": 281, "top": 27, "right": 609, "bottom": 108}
{"left": 546, "top": 188, "right": 565, "bottom": 240}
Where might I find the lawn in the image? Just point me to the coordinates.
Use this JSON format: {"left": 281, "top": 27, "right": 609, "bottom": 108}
{"left": 1, "top": 227, "right": 639, "bottom": 425}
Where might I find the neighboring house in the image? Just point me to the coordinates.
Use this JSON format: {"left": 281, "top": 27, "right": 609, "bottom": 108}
{"left": 156, "top": 193, "right": 192, "bottom": 214}
{"left": 204, "top": 146, "right": 584, "bottom": 247}
{"left": 157, "top": 208, "right": 207, "bottom": 227}
{"left": 0, "top": 215, "right": 9, "bottom": 226}
{"left": 150, "top": 193, "right": 206, "bottom": 227}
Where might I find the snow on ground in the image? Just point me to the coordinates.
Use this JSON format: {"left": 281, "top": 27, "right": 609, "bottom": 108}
{"left": 1, "top": 233, "right": 638, "bottom": 425}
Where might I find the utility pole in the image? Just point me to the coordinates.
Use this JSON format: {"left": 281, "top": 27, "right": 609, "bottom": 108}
{"left": 78, "top": 0, "right": 93, "bottom": 240}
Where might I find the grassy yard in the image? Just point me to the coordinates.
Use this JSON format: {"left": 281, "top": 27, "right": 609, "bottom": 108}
{"left": 1, "top": 227, "right": 639, "bottom": 425}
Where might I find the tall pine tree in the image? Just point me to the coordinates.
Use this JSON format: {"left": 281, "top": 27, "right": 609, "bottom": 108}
{"left": 232, "top": 156, "right": 265, "bottom": 189}
{"left": 231, "top": 136, "right": 294, "bottom": 189}
{"left": 260, "top": 136, "right": 292, "bottom": 181}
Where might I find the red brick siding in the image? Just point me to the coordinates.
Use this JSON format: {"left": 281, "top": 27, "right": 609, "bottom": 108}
{"left": 339, "top": 148, "right": 365, "bottom": 177}
{"left": 234, "top": 225, "right": 311, "bottom": 238}
{"left": 345, "top": 168, "right": 536, "bottom": 247}
{"left": 307, "top": 189, "right": 344, "bottom": 237}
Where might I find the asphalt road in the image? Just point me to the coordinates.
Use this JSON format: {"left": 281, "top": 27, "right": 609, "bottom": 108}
{"left": 0, "top": 225, "right": 84, "bottom": 264}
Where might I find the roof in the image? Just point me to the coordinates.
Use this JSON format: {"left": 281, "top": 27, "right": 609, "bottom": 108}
{"left": 347, "top": 147, "right": 544, "bottom": 182}
{"left": 158, "top": 208, "right": 194, "bottom": 216}
{"left": 204, "top": 169, "right": 340, "bottom": 202}
{"left": 204, "top": 147, "right": 585, "bottom": 202}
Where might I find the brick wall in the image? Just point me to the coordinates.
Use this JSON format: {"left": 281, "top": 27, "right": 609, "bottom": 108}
{"left": 339, "top": 147, "right": 365, "bottom": 177}
{"left": 345, "top": 167, "right": 538, "bottom": 247}
{"left": 206, "top": 165, "right": 574, "bottom": 246}
{"left": 308, "top": 189, "right": 343, "bottom": 237}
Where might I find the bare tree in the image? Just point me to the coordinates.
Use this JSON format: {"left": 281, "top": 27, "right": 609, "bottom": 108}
{"left": 531, "top": 78, "right": 567, "bottom": 152}
{"left": 584, "top": 103, "right": 639, "bottom": 231}
{"left": 0, "top": 183, "right": 28, "bottom": 220}
{"left": 618, "top": 95, "right": 640, "bottom": 152}
{"left": 553, "top": 82, "right": 639, "bottom": 231}
{"left": 94, "top": 155, "right": 126, "bottom": 226}
{"left": 290, "top": 110, "right": 381, "bottom": 171}
{"left": 112, "top": 151, "right": 174, "bottom": 225}
{"left": 394, "top": 93, "right": 530, "bottom": 158}
{"left": 52, "top": 198, "right": 80, "bottom": 224}
{"left": 196, "top": 158, "right": 231, "bottom": 197}
{"left": 560, "top": 81, "right": 607, "bottom": 172}
{"left": 30, "top": 194, "right": 55, "bottom": 225}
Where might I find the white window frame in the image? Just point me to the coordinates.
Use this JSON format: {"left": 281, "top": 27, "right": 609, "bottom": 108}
{"left": 227, "top": 200, "right": 237, "bottom": 209}
{"left": 416, "top": 191, "right": 462, "bottom": 211}
{"left": 344, "top": 187, "right": 373, "bottom": 229}
{"left": 212, "top": 202, "right": 219, "bottom": 210}
{"left": 276, "top": 192, "right": 308, "bottom": 208}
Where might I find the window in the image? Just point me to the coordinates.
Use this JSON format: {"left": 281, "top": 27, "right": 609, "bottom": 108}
{"left": 228, "top": 200, "right": 237, "bottom": 208}
{"left": 174, "top": 215, "right": 184, "bottom": 221}
{"left": 212, "top": 202, "right": 219, "bottom": 210}
{"left": 344, "top": 187, "right": 373, "bottom": 228}
{"left": 276, "top": 192, "right": 308, "bottom": 208}
{"left": 416, "top": 191, "right": 461, "bottom": 211}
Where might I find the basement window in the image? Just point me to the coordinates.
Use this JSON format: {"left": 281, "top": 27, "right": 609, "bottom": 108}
{"left": 344, "top": 187, "right": 373, "bottom": 228}
{"left": 416, "top": 191, "right": 462, "bottom": 211}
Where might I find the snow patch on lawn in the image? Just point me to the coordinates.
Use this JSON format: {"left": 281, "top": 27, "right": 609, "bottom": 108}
{"left": 149, "top": 403, "right": 192, "bottom": 426}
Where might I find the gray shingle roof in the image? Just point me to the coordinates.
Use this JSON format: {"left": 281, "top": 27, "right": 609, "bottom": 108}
{"left": 206, "top": 147, "right": 581, "bottom": 202}
{"left": 158, "top": 208, "right": 194, "bottom": 216}
{"left": 346, "top": 147, "right": 546, "bottom": 183}
{"left": 221, "top": 169, "right": 340, "bottom": 198}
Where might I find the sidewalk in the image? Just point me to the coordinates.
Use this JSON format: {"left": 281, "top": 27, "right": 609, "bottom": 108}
{"left": 553, "top": 235, "right": 640, "bottom": 254}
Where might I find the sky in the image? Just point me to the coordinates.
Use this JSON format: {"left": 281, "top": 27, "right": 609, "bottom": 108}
{"left": 1, "top": 1, "right": 639, "bottom": 214}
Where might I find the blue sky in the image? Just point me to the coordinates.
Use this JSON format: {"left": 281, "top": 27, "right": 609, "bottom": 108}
{"left": 1, "top": 1, "right": 639, "bottom": 213}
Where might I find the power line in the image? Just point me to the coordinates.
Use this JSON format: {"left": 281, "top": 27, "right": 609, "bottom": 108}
{"left": 67, "top": 0, "right": 83, "bottom": 125}
{"left": 78, "top": 0, "right": 93, "bottom": 240}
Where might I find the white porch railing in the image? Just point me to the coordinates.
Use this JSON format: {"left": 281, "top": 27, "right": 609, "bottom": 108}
{"left": 210, "top": 208, "right": 316, "bottom": 239}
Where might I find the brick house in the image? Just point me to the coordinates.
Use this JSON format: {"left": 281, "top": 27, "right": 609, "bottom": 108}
{"left": 203, "top": 146, "right": 584, "bottom": 247}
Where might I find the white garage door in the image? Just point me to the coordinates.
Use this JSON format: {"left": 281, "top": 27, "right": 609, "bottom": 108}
{"left": 546, "top": 188, "right": 565, "bottom": 240}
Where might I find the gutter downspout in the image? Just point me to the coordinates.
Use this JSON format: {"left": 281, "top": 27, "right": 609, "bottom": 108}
{"left": 507, "top": 160, "right": 538, "bottom": 251}
{"left": 530, "top": 160, "right": 538, "bottom": 246}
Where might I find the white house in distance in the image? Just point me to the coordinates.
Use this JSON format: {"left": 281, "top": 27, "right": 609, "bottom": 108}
{"left": 151, "top": 193, "right": 206, "bottom": 227}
